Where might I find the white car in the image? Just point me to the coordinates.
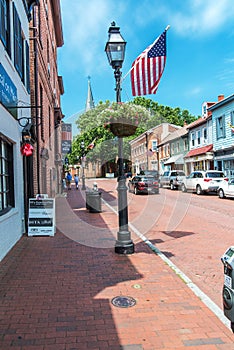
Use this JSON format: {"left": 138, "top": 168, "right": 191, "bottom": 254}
{"left": 218, "top": 179, "right": 234, "bottom": 199}
{"left": 181, "top": 170, "right": 228, "bottom": 195}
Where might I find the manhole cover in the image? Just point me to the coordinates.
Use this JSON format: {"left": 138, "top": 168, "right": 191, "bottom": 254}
{"left": 111, "top": 296, "right": 136, "bottom": 308}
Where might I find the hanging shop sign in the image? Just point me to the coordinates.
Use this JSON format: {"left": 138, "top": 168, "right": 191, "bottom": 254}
{"left": 0, "top": 64, "right": 18, "bottom": 118}
{"left": 28, "top": 198, "right": 55, "bottom": 236}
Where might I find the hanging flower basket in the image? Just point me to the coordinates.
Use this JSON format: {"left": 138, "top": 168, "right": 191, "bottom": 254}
{"left": 109, "top": 121, "right": 137, "bottom": 137}
{"left": 102, "top": 102, "right": 151, "bottom": 137}
{"left": 20, "top": 143, "right": 34, "bottom": 156}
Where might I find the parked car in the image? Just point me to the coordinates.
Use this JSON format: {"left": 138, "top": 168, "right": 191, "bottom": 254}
{"left": 159, "top": 170, "right": 186, "bottom": 190}
{"left": 218, "top": 179, "right": 234, "bottom": 199}
{"left": 181, "top": 170, "right": 228, "bottom": 195}
{"left": 128, "top": 175, "right": 159, "bottom": 195}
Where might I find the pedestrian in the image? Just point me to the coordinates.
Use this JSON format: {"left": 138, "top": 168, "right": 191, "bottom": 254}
{"left": 74, "top": 174, "right": 79, "bottom": 189}
{"left": 66, "top": 172, "right": 72, "bottom": 190}
{"left": 62, "top": 178, "right": 66, "bottom": 190}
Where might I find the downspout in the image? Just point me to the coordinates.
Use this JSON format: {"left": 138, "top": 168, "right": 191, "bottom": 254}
{"left": 33, "top": 6, "right": 40, "bottom": 195}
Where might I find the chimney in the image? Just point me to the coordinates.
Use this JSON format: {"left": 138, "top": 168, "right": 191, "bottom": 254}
{"left": 218, "top": 94, "right": 224, "bottom": 102}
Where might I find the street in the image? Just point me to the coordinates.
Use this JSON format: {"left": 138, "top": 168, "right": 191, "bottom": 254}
{"left": 88, "top": 178, "right": 234, "bottom": 309}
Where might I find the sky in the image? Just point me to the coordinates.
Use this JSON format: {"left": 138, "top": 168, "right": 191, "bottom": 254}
{"left": 58, "top": 0, "right": 234, "bottom": 128}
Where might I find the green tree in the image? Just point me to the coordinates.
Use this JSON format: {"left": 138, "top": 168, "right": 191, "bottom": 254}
{"left": 69, "top": 97, "right": 198, "bottom": 167}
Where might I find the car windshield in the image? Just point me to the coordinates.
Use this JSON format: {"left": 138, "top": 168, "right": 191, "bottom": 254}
{"left": 139, "top": 176, "right": 155, "bottom": 182}
{"left": 141, "top": 170, "right": 159, "bottom": 178}
{"left": 206, "top": 172, "right": 225, "bottom": 178}
{"left": 172, "top": 171, "right": 185, "bottom": 176}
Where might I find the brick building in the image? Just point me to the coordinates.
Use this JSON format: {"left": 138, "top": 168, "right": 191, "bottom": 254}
{"left": 29, "top": 0, "right": 64, "bottom": 197}
{"left": 129, "top": 123, "right": 181, "bottom": 175}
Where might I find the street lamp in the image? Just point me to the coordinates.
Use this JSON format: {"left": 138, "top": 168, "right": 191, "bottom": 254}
{"left": 105, "top": 22, "right": 134, "bottom": 255}
{"left": 80, "top": 141, "right": 86, "bottom": 190}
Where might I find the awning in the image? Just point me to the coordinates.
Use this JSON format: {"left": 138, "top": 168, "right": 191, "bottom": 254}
{"left": 164, "top": 154, "right": 184, "bottom": 165}
{"left": 185, "top": 144, "right": 213, "bottom": 158}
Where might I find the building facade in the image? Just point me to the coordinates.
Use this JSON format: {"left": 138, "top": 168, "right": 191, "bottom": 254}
{"left": 159, "top": 126, "right": 188, "bottom": 172}
{"left": 0, "top": 0, "right": 33, "bottom": 261}
{"left": 130, "top": 123, "right": 181, "bottom": 175}
{"left": 209, "top": 94, "right": 234, "bottom": 179}
{"left": 29, "top": 0, "right": 64, "bottom": 198}
{"left": 183, "top": 115, "right": 214, "bottom": 174}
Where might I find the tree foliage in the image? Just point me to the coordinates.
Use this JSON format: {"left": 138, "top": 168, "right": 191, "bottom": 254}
{"left": 68, "top": 97, "right": 198, "bottom": 165}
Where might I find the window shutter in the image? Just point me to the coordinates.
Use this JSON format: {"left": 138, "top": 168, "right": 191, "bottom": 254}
{"left": 25, "top": 40, "right": 30, "bottom": 93}
{"left": 13, "top": 3, "right": 23, "bottom": 78}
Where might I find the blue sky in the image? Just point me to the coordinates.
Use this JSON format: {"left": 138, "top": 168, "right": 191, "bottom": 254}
{"left": 59, "top": 0, "right": 234, "bottom": 126}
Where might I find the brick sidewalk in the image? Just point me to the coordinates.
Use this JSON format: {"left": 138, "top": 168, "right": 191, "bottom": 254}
{"left": 0, "top": 183, "right": 233, "bottom": 349}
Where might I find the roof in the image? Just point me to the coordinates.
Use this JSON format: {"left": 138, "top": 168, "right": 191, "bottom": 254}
{"left": 159, "top": 126, "right": 188, "bottom": 146}
{"left": 208, "top": 93, "right": 234, "bottom": 111}
{"left": 129, "top": 123, "right": 181, "bottom": 145}
{"left": 186, "top": 115, "right": 210, "bottom": 130}
{"left": 184, "top": 144, "right": 213, "bottom": 158}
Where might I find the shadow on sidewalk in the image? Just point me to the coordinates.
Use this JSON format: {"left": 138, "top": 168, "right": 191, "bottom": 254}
{"left": 0, "top": 187, "right": 152, "bottom": 349}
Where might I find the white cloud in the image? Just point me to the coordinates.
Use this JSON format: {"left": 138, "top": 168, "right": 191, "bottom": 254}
{"left": 60, "top": 0, "right": 126, "bottom": 75}
{"left": 130, "top": 0, "right": 234, "bottom": 37}
{"left": 186, "top": 87, "right": 202, "bottom": 96}
{"left": 166, "top": 0, "right": 234, "bottom": 36}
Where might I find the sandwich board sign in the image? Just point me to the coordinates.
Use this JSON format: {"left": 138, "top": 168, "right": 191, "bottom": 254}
{"left": 28, "top": 198, "right": 55, "bottom": 236}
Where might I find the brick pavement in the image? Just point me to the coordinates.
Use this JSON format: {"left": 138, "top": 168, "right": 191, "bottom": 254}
{"left": 0, "top": 180, "right": 234, "bottom": 349}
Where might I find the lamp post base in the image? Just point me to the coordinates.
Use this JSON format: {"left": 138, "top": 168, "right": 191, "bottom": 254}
{"left": 115, "top": 239, "right": 135, "bottom": 255}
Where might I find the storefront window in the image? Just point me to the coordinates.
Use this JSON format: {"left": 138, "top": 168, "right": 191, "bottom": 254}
{"left": 0, "top": 135, "right": 14, "bottom": 215}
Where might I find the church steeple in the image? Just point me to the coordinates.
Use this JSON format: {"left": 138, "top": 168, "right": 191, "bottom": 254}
{"left": 85, "top": 76, "right": 95, "bottom": 111}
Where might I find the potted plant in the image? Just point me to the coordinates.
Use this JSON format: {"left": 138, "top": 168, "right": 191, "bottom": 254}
{"left": 102, "top": 102, "right": 151, "bottom": 137}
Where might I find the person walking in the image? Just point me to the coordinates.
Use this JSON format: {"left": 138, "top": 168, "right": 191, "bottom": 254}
{"left": 74, "top": 174, "right": 79, "bottom": 189}
{"left": 66, "top": 172, "right": 72, "bottom": 190}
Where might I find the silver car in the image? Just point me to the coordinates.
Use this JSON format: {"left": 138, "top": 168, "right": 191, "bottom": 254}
{"left": 181, "top": 170, "right": 228, "bottom": 195}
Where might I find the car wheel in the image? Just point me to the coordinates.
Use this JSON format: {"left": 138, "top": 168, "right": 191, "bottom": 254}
{"left": 134, "top": 187, "right": 138, "bottom": 195}
{"left": 218, "top": 188, "right": 225, "bottom": 199}
{"left": 170, "top": 182, "right": 174, "bottom": 190}
{"left": 196, "top": 185, "right": 203, "bottom": 195}
{"left": 181, "top": 184, "right": 187, "bottom": 192}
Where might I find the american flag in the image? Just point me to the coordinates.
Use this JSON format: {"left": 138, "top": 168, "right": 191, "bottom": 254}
{"left": 131, "top": 29, "right": 167, "bottom": 96}
{"left": 87, "top": 138, "right": 96, "bottom": 150}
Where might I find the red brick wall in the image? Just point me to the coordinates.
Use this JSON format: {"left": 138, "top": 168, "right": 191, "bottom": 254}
{"left": 30, "top": 1, "right": 64, "bottom": 197}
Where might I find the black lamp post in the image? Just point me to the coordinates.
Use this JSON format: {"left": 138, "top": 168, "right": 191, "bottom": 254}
{"left": 80, "top": 141, "right": 86, "bottom": 190}
{"left": 105, "top": 22, "right": 134, "bottom": 255}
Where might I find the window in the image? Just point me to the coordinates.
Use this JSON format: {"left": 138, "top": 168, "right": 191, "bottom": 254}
{"left": 204, "top": 128, "right": 207, "bottom": 140}
{"left": 25, "top": 41, "right": 30, "bottom": 93}
{"left": 0, "top": 135, "right": 14, "bottom": 215}
{"left": 216, "top": 115, "right": 226, "bottom": 139}
{"left": 172, "top": 143, "right": 175, "bottom": 154}
{"left": 40, "top": 84, "right": 44, "bottom": 141}
{"left": 197, "top": 130, "right": 201, "bottom": 145}
{"left": 0, "top": 0, "right": 11, "bottom": 56}
{"left": 231, "top": 111, "right": 234, "bottom": 136}
{"left": 13, "top": 4, "right": 24, "bottom": 79}
{"left": 203, "top": 105, "right": 207, "bottom": 116}
{"left": 151, "top": 140, "right": 157, "bottom": 152}
{"left": 191, "top": 133, "right": 195, "bottom": 147}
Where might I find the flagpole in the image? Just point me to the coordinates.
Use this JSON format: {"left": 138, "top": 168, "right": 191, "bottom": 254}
{"left": 121, "top": 24, "right": 170, "bottom": 83}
